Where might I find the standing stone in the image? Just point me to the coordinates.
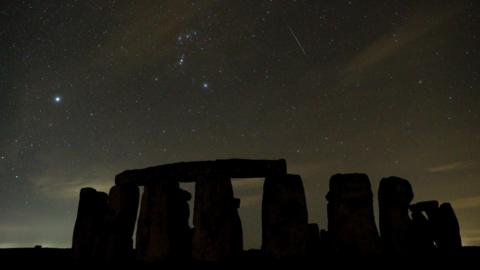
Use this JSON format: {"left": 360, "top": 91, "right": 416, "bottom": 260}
{"left": 378, "top": 176, "right": 414, "bottom": 254}
{"left": 72, "top": 187, "right": 109, "bottom": 260}
{"left": 409, "top": 201, "right": 439, "bottom": 252}
{"left": 136, "top": 180, "right": 192, "bottom": 262}
{"left": 262, "top": 174, "right": 309, "bottom": 258}
{"left": 171, "top": 188, "right": 193, "bottom": 259}
{"left": 192, "top": 175, "right": 243, "bottom": 261}
{"left": 410, "top": 208, "right": 436, "bottom": 252}
{"left": 104, "top": 184, "right": 139, "bottom": 262}
{"left": 326, "top": 173, "right": 381, "bottom": 256}
{"left": 435, "top": 203, "right": 462, "bottom": 250}
{"left": 409, "top": 201, "right": 461, "bottom": 251}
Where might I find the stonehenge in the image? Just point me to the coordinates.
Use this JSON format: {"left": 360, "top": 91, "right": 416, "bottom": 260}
{"left": 71, "top": 158, "right": 463, "bottom": 263}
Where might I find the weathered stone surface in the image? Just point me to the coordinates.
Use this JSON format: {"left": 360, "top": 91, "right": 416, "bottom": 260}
{"left": 435, "top": 203, "right": 462, "bottom": 249}
{"left": 115, "top": 159, "right": 287, "bottom": 185}
{"left": 262, "top": 174, "right": 309, "bottom": 258}
{"left": 104, "top": 185, "right": 139, "bottom": 262}
{"left": 378, "top": 176, "right": 414, "bottom": 253}
{"left": 136, "top": 181, "right": 192, "bottom": 262}
{"left": 326, "top": 173, "right": 381, "bottom": 255}
{"left": 72, "top": 187, "right": 109, "bottom": 260}
{"left": 192, "top": 175, "right": 243, "bottom": 261}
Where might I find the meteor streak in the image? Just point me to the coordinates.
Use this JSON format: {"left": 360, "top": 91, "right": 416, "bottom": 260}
{"left": 287, "top": 25, "right": 307, "bottom": 56}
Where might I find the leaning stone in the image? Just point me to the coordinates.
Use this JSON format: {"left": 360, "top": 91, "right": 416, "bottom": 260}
{"left": 262, "top": 174, "right": 309, "bottom": 258}
{"left": 326, "top": 173, "right": 381, "bottom": 256}
{"left": 378, "top": 176, "right": 414, "bottom": 254}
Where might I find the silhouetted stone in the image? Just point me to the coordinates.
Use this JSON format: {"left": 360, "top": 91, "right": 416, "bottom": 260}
{"left": 136, "top": 181, "right": 192, "bottom": 262}
{"left": 410, "top": 200, "right": 439, "bottom": 217}
{"left": 319, "top": 229, "right": 332, "bottom": 255}
{"left": 192, "top": 175, "right": 243, "bottom": 261}
{"left": 72, "top": 187, "right": 109, "bottom": 260}
{"left": 104, "top": 184, "right": 139, "bottom": 262}
{"left": 435, "top": 203, "right": 462, "bottom": 250}
{"left": 262, "top": 174, "right": 309, "bottom": 258}
{"left": 307, "top": 223, "right": 321, "bottom": 256}
{"left": 326, "top": 173, "right": 381, "bottom": 255}
{"left": 378, "top": 176, "right": 414, "bottom": 254}
{"left": 409, "top": 200, "right": 462, "bottom": 252}
{"left": 410, "top": 209, "right": 436, "bottom": 252}
{"left": 410, "top": 201, "right": 440, "bottom": 252}
{"left": 171, "top": 188, "right": 193, "bottom": 259}
{"left": 115, "top": 159, "right": 286, "bottom": 185}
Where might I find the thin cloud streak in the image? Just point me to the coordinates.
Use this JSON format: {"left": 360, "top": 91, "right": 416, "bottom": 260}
{"left": 427, "top": 161, "right": 477, "bottom": 173}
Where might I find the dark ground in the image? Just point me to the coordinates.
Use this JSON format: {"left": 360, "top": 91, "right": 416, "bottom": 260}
{"left": 0, "top": 247, "right": 479, "bottom": 268}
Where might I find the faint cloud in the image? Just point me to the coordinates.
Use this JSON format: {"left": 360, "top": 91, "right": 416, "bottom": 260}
{"left": 31, "top": 171, "right": 113, "bottom": 199}
{"left": 427, "top": 161, "right": 477, "bottom": 173}
{"left": 346, "top": 3, "right": 462, "bottom": 73}
{"left": 451, "top": 196, "right": 480, "bottom": 210}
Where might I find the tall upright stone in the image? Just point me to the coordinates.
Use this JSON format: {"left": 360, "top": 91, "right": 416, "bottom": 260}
{"left": 378, "top": 176, "right": 414, "bottom": 254}
{"left": 262, "top": 174, "right": 309, "bottom": 258}
{"left": 192, "top": 175, "right": 243, "bottom": 261}
{"left": 72, "top": 187, "right": 109, "bottom": 260}
{"left": 136, "top": 180, "right": 192, "bottom": 262}
{"left": 104, "top": 184, "right": 140, "bottom": 262}
{"left": 326, "top": 173, "right": 381, "bottom": 256}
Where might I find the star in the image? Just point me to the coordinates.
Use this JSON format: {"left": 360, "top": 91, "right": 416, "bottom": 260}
{"left": 53, "top": 95, "right": 62, "bottom": 103}
{"left": 202, "top": 82, "right": 209, "bottom": 89}
{"left": 177, "top": 54, "right": 185, "bottom": 65}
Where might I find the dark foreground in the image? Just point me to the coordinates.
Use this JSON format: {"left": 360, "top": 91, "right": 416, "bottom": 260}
{"left": 1, "top": 247, "right": 479, "bottom": 268}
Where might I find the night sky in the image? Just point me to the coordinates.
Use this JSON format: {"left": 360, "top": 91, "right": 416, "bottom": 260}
{"left": 1, "top": 0, "right": 479, "bottom": 248}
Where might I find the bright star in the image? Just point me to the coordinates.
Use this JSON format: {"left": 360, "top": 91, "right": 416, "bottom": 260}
{"left": 54, "top": 96, "right": 62, "bottom": 103}
{"left": 177, "top": 54, "right": 185, "bottom": 65}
